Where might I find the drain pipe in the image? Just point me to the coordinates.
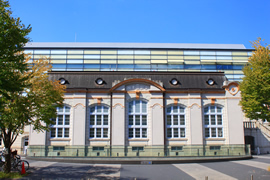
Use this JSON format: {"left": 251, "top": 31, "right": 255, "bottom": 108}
{"left": 110, "top": 92, "right": 113, "bottom": 156}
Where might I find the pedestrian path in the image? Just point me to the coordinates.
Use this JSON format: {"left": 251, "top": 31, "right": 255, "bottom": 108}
{"left": 233, "top": 159, "right": 270, "bottom": 170}
{"left": 173, "top": 163, "right": 237, "bottom": 180}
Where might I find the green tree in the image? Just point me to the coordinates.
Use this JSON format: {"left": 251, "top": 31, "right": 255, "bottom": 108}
{"left": 240, "top": 38, "right": 270, "bottom": 122}
{"left": 0, "top": 0, "right": 31, "bottom": 100}
{"left": 0, "top": 57, "right": 66, "bottom": 173}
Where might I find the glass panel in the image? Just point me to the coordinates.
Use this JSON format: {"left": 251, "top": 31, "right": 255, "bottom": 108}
{"left": 205, "top": 128, "right": 210, "bottom": 137}
{"left": 57, "top": 128, "right": 63, "bottom": 137}
{"left": 65, "top": 106, "right": 70, "bottom": 112}
{"left": 65, "top": 115, "right": 70, "bottom": 125}
{"left": 184, "top": 51, "right": 200, "bottom": 55}
{"left": 174, "top": 128, "right": 179, "bottom": 138}
{"left": 96, "top": 128, "right": 101, "bottom": 138}
{"left": 179, "top": 107, "right": 185, "bottom": 113}
{"left": 204, "top": 107, "right": 209, "bottom": 113}
{"left": 173, "top": 115, "right": 178, "bottom": 125}
{"left": 167, "top": 128, "right": 172, "bottom": 138}
{"left": 103, "top": 128, "right": 108, "bottom": 138}
{"left": 103, "top": 115, "right": 108, "bottom": 125}
{"left": 51, "top": 128, "right": 56, "bottom": 137}
{"left": 142, "top": 115, "right": 147, "bottom": 125}
{"left": 216, "top": 51, "right": 232, "bottom": 56}
{"left": 90, "top": 115, "right": 95, "bottom": 125}
{"left": 218, "top": 128, "right": 223, "bottom": 137}
{"left": 64, "top": 128, "right": 69, "bottom": 138}
{"left": 211, "top": 115, "right": 216, "bottom": 125}
{"left": 51, "top": 118, "right": 56, "bottom": 125}
{"left": 204, "top": 115, "right": 209, "bottom": 125}
{"left": 134, "top": 50, "right": 150, "bottom": 55}
{"left": 135, "top": 101, "right": 140, "bottom": 113}
{"left": 200, "top": 51, "right": 216, "bottom": 55}
{"left": 217, "top": 115, "right": 222, "bottom": 125}
{"left": 210, "top": 106, "right": 215, "bottom": 113}
{"left": 217, "top": 107, "right": 222, "bottom": 113}
{"left": 67, "top": 50, "right": 83, "bottom": 54}
{"left": 66, "top": 64, "right": 83, "bottom": 68}
{"left": 173, "top": 106, "right": 178, "bottom": 113}
{"left": 84, "top": 55, "right": 100, "bottom": 59}
{"left": 180, "top": 128, "right": 185, "bottom": 137}
{"left": 129, "top": 102, "right": 133, "bottom": 113}
{"left": 135, "top": 115, "right": 140, "bottom": 125}
{"left": 51, "top": 50, "right": 67, "bottom": 54}
{"left": 90, "top": 128, "right": 95, "bottom": 138}
{"left": 58, "top": 115, "right": 63, "bottom": 125}
{"left": 90, "top": 107, "right": 95, "bottom": 113}
{"left": 167, "top": 115, "right": 171, "bottom": 125}
{"left": 129, "top": 115, "right": 133, "bottom": 125}
{"left": 211, "top": 128, "right": 216, "bottom": 137}
{"left": 103, "top": 107, "right": 109, "bottom": 113}
{"left": 142, "top": 128, "right": 147, "bottom": 138}
{"left": 180, "top": 115, "right": 185, "bottom": 125}
{"left": 118, "top": 50, "right": 133, "bottom": 54}
{"left": 97, "top": 115, "right": 101, "bottom": 125}
{"left": 58, "top": 107, "right": 63, "bottom": 112}
{"left": 167, "top": 107, "right": 171, "bottom": 113}
{"left": 129, "top": 128, "right": 133, "bottom": 138}
{"left": 135, "top": 128, "right": 140, "bottom": 138}
{"left": 97, "top": 106, "right": 102, "bottom": 112}
{"left": 142, "top": 101, "right": 147, "bottom": 113}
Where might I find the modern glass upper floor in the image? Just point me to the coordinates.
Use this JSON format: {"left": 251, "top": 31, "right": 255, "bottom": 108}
{"left": 24, "top": 42, "right": 253, "bottom": 81}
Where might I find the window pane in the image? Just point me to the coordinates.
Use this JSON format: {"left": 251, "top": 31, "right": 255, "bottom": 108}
{"left": 142, "top": 115, "right": 147, "bottom": 125}
{"left": 210, "top": 106, "right": 215, "bottom": 113}
{"left": 204, "top": 115, "right": 209, "bottom": 125}
{"left": 205, "top": 128, "right": 210, "bottom": 137}
{"left": 58, "top": 107, "right": 63, "bottom": 112}
{"left": 90, "top": 115, "right": 95, "bottom": 125}
{"left": 167, "top": 115, "right": 171, "bottom": 125}
{"left": 90, "top": 128, "right": 95, "bottom": 138}
{"left": 142, "top": 128, "right": 147, "bottom": 138}
{"left": 217, "top": 115, "right": 222, "bottom": 125}
{"left": 217, "top": 107, "right": 222, "bottom": 113}
{"left": 103, "top": 115, "right": 108, "bottom": 125}
{"left": 167, "top": 107, "right": 171, "bottom": 113}
{"left": 58, "top": 115, "right": 63, "bottom": 125}
{"left": 103, "top": 107, "right": 109, "bottom": 113}
{"left": 173, "top": 106, "right": 178, "bottom": 113}
{"left": 51, "top": 118, "right": 56, "bottom": 125}
{"left": 65, "top": 115, "right": 70, "bottom": 125}
{"left": 180, "top": 128, "right": 185, "bottom": 137}
{"left": 129, "top": 128, "right": 133, "bottom": 138}
{"left": 97, "top": 115, "right": 101, "bottom": 125}
{"left": 142, "top": 101, "right": 147, "bottom": 113}
{"left": 129, "top": 115, "right": 133, "bottom": 125}
{"left": 135, "top": 128, "right": 140, "bottom": 138}
{"left": 58, "top": 128, "right": 63, "bottom": 137}
{"left": 51, "top": 128, "right": 56, "bottom": 137}
{"left": 204, "top": 107, "right": 209, "bottom": 113}
{"left": 174, "top": 128, "right": 179, "bottom": 138}
{"left": 129, "top": 102, "right": 133, "bottom": 113}
{"left": 65, "top": 106, "right": 70, "bottom": 112}
{"left": 173, "top": 115, "right": 178, "bottom": 125}
{"left": 211, "top": 128, "right": 216, "bottom": 137}
{"left": 103, "top": 128, "right": 108, "bottom": 138}
{"left": 180, "top": 115, "right": 185, "bottom": 125}
{"left": 96, "top": 128, "right": 101, "bottom": 138}
{"left": 180, "top": 107, "right": 185, "bottom": 113}
{"left": 97, "top": 106, "right": 102, "bottom": 113}
{"left": 90, "top": 107, "right": 95, "bottom": 113}
{"left": 64, "top": 128, "right": 69, "bottom": 138}
{"left": 218, "top": 128, "right": 223, "bottom": 137}
{"left": 135, "top": 101, "right": 140, "bottom": 113}
{"left": 167, "top": 128, "right": 172, "bottom": 138}
{"left": 211, "top": 115, "right": 216, "bottom": 125}
{"left": 135, "top": 115, "right": 140, "bottom": 125}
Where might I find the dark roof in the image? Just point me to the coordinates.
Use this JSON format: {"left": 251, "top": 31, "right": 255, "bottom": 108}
{"left": 48, "top": 71, "right": 227, "bottom": 92}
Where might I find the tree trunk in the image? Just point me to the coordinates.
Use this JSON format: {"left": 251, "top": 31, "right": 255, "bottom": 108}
{"left": 3, "top": 147, "right": 11, "bottom": 173}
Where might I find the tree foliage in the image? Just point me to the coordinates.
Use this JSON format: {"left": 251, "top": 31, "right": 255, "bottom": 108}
{"left": 0, "top": 0, "right": 31, "bottom": 100}
{"left": 240, "top": 38, "right": 270, "bottom": 122}
{"left": 0, "top": 57, "right": 66, "bottom": 172}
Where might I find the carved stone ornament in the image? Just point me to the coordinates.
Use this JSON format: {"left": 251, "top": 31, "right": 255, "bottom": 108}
{"left": 225, "top": 82, "right": 239, "bottom": 96}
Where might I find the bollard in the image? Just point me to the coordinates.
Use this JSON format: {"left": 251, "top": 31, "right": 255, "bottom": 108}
{"left": 205, "top": 176, "right": 208, "bottom": 180}
{"left": 250, "top": 174, "right": 253, "bottom": 180}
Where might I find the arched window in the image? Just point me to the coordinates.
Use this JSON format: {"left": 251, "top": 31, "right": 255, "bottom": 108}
{"left": 128, "top": 100, "right": 147, "bottom": 138}
{"left": 51, "top": 106, "right": 70, "bottom": 138}
{"left": 166, "top": 106, "right": 186, "bottom": 138}
{"left": 89, "top": 105, "right": 109, "bottom": 138}
{"left": 204, "top": 105, "right": 223, "bottom": 138}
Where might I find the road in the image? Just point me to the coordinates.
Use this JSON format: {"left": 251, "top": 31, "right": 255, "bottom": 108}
{"left": 20, "top": 155, "right": 270, "bottom": 180}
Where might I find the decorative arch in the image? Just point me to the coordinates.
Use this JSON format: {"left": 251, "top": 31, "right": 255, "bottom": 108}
{"left": 73, "top": 103, "right": 85, "bottom": 109}
{"left": 112, "top": 103, "right": 125, "bottom": 109}
{"left": 109, "top": 78, "right": 165, "bottom": 92}
{"left": 150, "top": 103, "right": 163, "bottom": 109}
{"left": 188, "top": 103, "right": 201, "bottom": 109}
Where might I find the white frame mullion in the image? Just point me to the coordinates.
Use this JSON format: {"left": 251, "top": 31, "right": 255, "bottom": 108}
{"left": 204, "top": 106, "right": 223, "bottom": 138}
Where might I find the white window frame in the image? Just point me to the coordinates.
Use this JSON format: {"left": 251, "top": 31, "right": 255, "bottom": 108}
{"left": 89, "top": 105, "right": 110, "bottom": 139}
{"left": 204, "top": 105, "right": 223, "bottom": 138}
{"left": 128, "top": 100, "right": 148, "bottom": 139}
{"left": 166, "top": 105, "right": 186, "bottom": 138}
{"left": 51, "top": 106, "right": 70, "bottom": 138}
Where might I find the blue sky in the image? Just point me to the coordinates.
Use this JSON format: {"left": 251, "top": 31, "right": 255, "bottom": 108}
{"left": 9, "top": 0, "right": 270, "bottom": 48}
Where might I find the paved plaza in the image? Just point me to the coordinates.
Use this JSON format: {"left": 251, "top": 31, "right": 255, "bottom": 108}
{"left": 20, "top": 155, "right": 270, "bottom": 180}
